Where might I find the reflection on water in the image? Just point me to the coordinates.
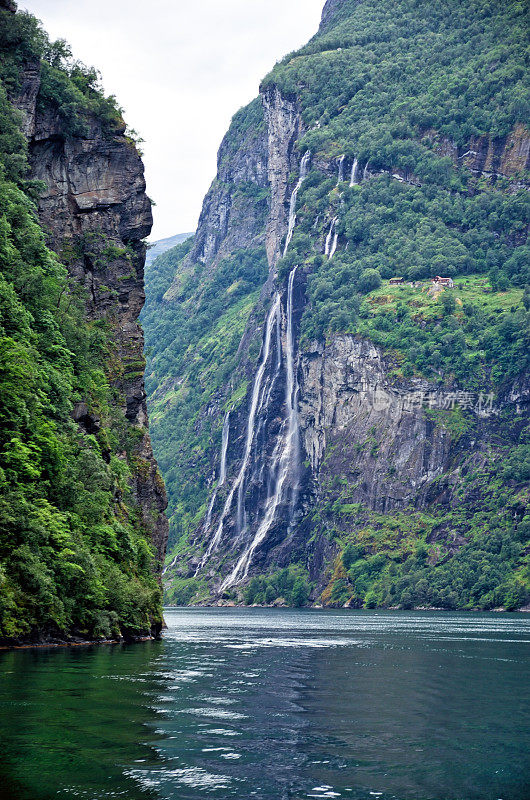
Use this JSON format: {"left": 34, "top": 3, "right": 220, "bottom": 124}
{"left": 0, "top": 609, "right": 529, "bottom": 800}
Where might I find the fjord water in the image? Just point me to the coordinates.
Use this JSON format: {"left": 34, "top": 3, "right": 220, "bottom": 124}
{"left": 0, "top": 610, "right": 529, "bottom": 800}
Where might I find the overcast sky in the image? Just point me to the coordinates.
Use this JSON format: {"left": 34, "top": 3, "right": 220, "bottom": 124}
{"left": 20, "top": 0, "right": 324, "bottom": 241}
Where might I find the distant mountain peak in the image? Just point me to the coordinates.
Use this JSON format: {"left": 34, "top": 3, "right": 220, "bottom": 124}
{"left": 146, "top": 232, "right": 194, "bottom": 268}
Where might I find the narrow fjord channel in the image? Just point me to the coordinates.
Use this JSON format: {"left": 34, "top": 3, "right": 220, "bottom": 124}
{"left": 1, "top": 609, "right": 529, "bottom": 800}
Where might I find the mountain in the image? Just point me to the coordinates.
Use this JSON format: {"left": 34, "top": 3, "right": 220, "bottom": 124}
{"left": 144, "top": 0, "right": 529, "bottom": 610}
{"left": 0, "top": 1, "right": 167, "bottom": 643}
{"left": 145, "top": 233, "right": 194, "bottom": 268}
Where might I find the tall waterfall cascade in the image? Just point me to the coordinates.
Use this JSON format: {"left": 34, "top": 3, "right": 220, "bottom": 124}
{"left": 221, "top": 265, "right": 301, "bottom": 591}
{"left": 196, "top": 152, "right": 312, "bottom": 589}
{"left": 283, "top": 151, "right": 311, "bottom": 257}
{"left": 329, "top": 225, "right": 339, "bottom": 259}
{"left": 218, "top": 411, "right": 230, "bottom": 485}
{"left": 193, "top": 410, "right": 231, "bottom": 575}
{"left": 203, "top": 410, "right": 231, "bottom": 532}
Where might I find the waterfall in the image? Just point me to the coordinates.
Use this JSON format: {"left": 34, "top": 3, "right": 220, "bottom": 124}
{"left": 283, "top": 151, "right": 311, "bottom": 257}
{"left": 349, "top": 157, "right": 359, "bottom": 187}
{"left": 337, "top": 154, "right": 345, "bottom": 185}
{"left": 221, "top": 267, "right": 301, "bottom": 591}
{"left": 284, "top": 266, "right": 301, "bottom": 515}
{"left": 198, "top": 154, "right": 311, "bottom": 589}
{"left": 218, "top": 410, "right": 230, "bottom": 486}
{"left": 363, "top": 162, "right": 370, "bottom": 181}
{"left": 329, "top": 225, "right": 339, "bottom": 259}
{"left": 324, "top": 217, "right": 338, "bottom": 257}
{"left": 199, "top": 295, "right": 281, "bottom": 568}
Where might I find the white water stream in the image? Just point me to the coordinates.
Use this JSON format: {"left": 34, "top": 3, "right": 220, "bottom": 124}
{"left": 349, "top": 157, "right": 359, "bottom": 186}
{"left": 197, "top": 152, "right": 311, "bottom": 585}
{"left": 218, "top": 410, "right": 230, "bottom": 485}
{"left": 324, "top": 217, "right": 338, "bottom": 258}
{"left": 201, "top": 409, "right": 231, "bottom": 534}
{"left": 283, "top": 151, "right": 311, "bottom": 257}
{"left": 329, "top": 225, "right": 339, "bottom": 259}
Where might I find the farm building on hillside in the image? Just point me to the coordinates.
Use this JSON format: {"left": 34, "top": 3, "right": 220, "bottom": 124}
{"left": 432, "top": 276, "right": 454, "bottom": 288}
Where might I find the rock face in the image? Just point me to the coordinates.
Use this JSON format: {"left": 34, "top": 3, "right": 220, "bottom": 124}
{"left": 169, "top": 86, "right": 305, "bottom": 299}
{"left": 262, "top": 85, "right": 304, "bottom": 269}
{"left": 298, "top": 335, "right": 529, "bottom": 513}
{"left": 299, "top": 337, "right": 452, "bottom": 510}
{"left": 426, "top": 124, "right": 530, "bottom": 188}
{"left": 12, "top": 61, "right": 168, "bottom": 568}
{"left": 169, "top": 99, "right": 269, "bottom": 298}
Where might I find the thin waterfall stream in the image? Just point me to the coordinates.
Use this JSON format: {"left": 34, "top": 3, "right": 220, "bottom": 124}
{"left": 329, "top": 224, "right": 339, "bottom": 259}
{"left": 203, "top": 409, "right": 231, "bottom": 533}
{"left": 325, "top": 217, "right": 338, "bottom": 257}
{"left": 283, "top": 151, "right": 311, "bottom": 257}
{"left": 336, "top": 154, "right": 345, "bottom": 184}
{"left": 350, "top": 156, "right": 359, "bottom": 186}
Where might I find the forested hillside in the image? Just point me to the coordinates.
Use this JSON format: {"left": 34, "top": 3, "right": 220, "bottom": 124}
{"left": 0, "top": 2, "right": 166, "bottom": 643}
{"left": 144, "top": 0, "right": 529, "bottom": 610}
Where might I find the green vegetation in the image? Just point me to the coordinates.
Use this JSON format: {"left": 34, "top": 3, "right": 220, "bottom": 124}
{"left": 324, "top": 507, "right": 529, "bottom": 611}
{"left": 165, "top": 577, "right": 202, "bottom": 606}
{"left": 243, "top": 567, "right": 312, "bottom": 607}
{"left": 0, "top": 10, "right": 124, "bottom": 137}
{"left": 318, "top": 423, "right": 530, "bottom": 610}
{"left": 269, "top": 0, "right": 529, "bottom": 386}
{"left": 0, "top": 7, "right": 161, "bottom": 641}
{"left": 265, "top": 0, "right": 528, "bottom": 164}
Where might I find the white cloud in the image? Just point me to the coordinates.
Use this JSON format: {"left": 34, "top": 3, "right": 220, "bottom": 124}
{"left": 20, "top": 0, "right": 324, "bottom": 240}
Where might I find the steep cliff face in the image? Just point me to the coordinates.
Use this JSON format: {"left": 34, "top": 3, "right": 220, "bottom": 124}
{"left": 0, "top": 3, "right": 167, "bottom": 642}
{"left": 146, "top": 0, "right": 529, "bottom": 610}
{"left": 297, "top": 336, "right": 528, "bottom": 591}
{"left": 300, "top": 338, "right": 453, "bottom": 506}
{"left": 262, "top": 85, "right": 304, "bottom": 269}
{"left": 11, "top": 61, "right": 168, "bottom": 566}
{"left": 164, "top": 100, "right": 269, "bottom": 304}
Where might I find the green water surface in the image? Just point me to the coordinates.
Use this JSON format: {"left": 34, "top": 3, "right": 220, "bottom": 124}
{"left": 0, "top": 609, "right": 528, "bottom": 800}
